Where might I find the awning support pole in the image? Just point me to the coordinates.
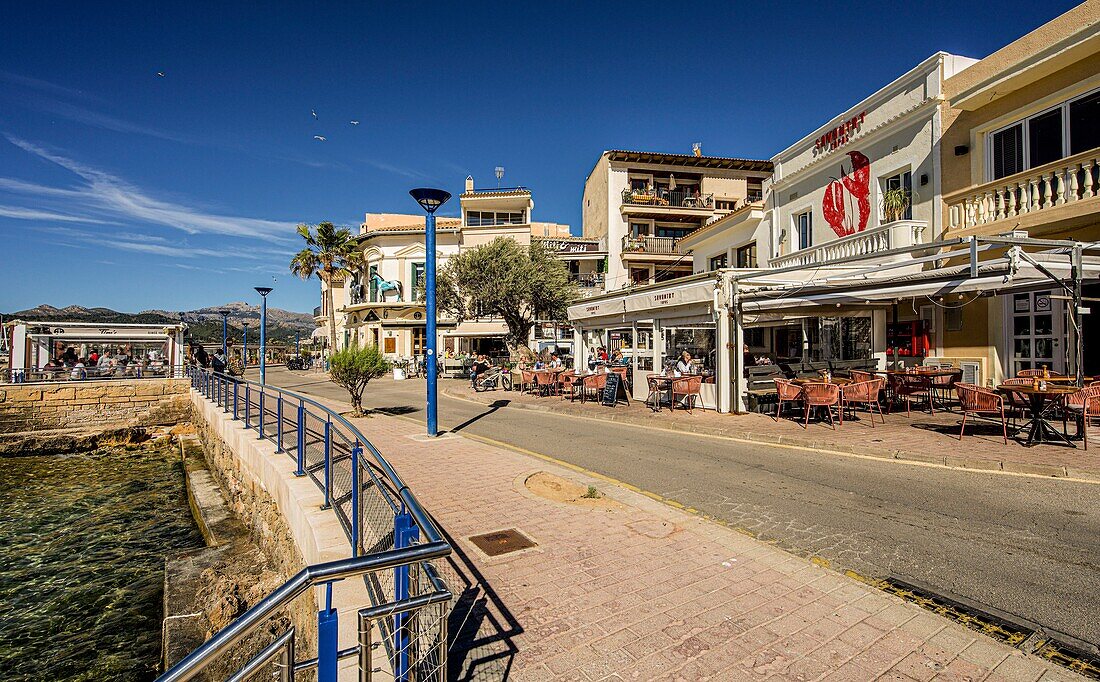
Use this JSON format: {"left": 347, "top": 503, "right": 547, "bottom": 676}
{"left": 1072, "top": 244, "right": 1084, "bottom": 387}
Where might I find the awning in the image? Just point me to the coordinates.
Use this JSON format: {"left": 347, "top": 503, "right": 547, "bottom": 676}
{"left": 569, "top": 274, "right": 718, "bottom": 327}
{"left": 311, "top": 327, "right": 327, "bottom": 338}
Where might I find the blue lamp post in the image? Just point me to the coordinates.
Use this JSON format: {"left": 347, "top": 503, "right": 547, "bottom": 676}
{"left": 409, "top": 187, "right": 451, "bottom": 437}
{"left": 219, "top": 309, "right": 230, "bottom": 360}
{"left": 255, "top": 287, "right": 273, "bottom": 385}
{"left": 242, "top": 323, "right": 248, "bottom": 370}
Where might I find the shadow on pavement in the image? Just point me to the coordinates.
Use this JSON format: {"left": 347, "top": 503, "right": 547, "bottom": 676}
{"left": 447, "top": 400, "right": 510, "bottom": 434}
{"left": 369, "top": 405, "right": 421, "bottom": 416}
{"left": 435, "top": 523, "right": 522, "bottom": 681}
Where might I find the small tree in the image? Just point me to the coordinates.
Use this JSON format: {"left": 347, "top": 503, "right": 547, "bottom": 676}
{"left": 434, "top": 237, "right": 574, "bottom": 360}
{"left": 328, "top": 343, "right": 391, "bottom": 416}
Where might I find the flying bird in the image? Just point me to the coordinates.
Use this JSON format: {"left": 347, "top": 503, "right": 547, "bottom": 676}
{"left": 350, "top": 120, "right": 360, "bottom": 125}
{"left": 313, "top": 135, "right": 327, "bottom": 141}
{"left": 311, "top": 109, "right": 318, "bottom": 120}
{"left": 156, "top": 71, "right": 166, "bottom": 78}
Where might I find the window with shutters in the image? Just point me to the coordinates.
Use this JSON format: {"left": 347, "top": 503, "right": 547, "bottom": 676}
{"left": 987, "top": 87, "right": 1099, "bottom": 181}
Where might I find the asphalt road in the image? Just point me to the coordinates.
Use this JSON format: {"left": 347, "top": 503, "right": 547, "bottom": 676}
{"left": 262, "top": 366, "right": 1100, "bottom": 648}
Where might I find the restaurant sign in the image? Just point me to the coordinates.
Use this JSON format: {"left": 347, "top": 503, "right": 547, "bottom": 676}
{"left": 541, "top": 239, "right": 601, "bottom": 253}
{"left": 813, "top": 112, "right": 866, "bottom": 154}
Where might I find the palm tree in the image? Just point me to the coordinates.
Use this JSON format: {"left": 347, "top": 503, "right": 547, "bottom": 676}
{"left": 290, "top": 222, "right": 362, "bottom": 356}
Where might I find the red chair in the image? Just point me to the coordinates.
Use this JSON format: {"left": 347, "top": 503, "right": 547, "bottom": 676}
{"left": 840, "top": 379, "right": 885, "bottom": 427}
{"left": 955, "top": 383, "right": 1009, "bottom": 444}
{"left": 850, "top": 370, "right": 875, "bottom": 384}
{"left": 890, "top": 373, "right": 934, "bottom": 416}
{"left": 558, "top": 370, "right": 580, "bottom": 401}
{"left": 581, "top": 372, "right": 607, "bottom": 403}
{"left": 801, "top": 382, "right": 841, "bottom": 430}
{"left": 774, "top": 379, "right": 803, "bottom": 422}
{"left": 1017, "top": 368, "right": 1046, "bottom": 377}
{"left": 534, "top": 371, "right": 558, "bottom": 397}
{"left": 931, "top": 369, "right": 963, "bottom": 409}
{"left": 671, "top": 375, "right": 705, "bottom": 414}
{"left": 519, "top": 370, "right": 536, "bottom": 394}
{"left": 1063, "top": 383, "right": 1100, "bottom": 450}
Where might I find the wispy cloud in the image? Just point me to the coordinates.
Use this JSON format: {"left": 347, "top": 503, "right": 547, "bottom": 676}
{"left": 0, "top": 204, "right": 114, "bottom": 223}
{"left": 0, "top": 70, "right": 101, "bottom": 103}
{"left": 34, "top": 99, "right": 193, "bottom": 143}
{"left": 30, "top": 225, "right": 272, "bottom": 260}
{"left": 2, "top": 136, "right": 297, "bottom": 242}
{"left": 361, "top": 158, "right": 431, "bottom": 180}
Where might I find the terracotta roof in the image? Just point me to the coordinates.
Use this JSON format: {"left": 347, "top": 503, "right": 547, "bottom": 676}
{"left": 532, "top": 235, "right": 599, "bottom": 243}
{"left": 360, "top": 218, "right": 462, "bottom": 235}
{"left": 606, "top": 150, "right": 773, "bottom": 172}
{"left": 459, "top": 188, "right": 532, "bottom": 198}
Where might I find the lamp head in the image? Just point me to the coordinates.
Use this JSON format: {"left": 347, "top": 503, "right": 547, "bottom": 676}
{"left": 409, "top": 187, "right": 451, "bottom": 214}
{"left": 254, "top": 287, "right": 273, "bottom": 297}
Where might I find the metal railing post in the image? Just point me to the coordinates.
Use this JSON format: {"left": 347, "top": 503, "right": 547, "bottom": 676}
{"left": 322, "top": 421, "right": 332, "bottom": 509}
{"left": 276, "top": 395, "right": 284, "bottom": 452}
{"left": 351, "top": 444, "right": 362, "bottom": 556}
{"left": 393, "top": 510, "right": 419, "bottom": 682}
{"left": 358, "top": 611, "right": 373, "bottom": 682}
{"left": 317, "top": 583, "right": 338, "bottom": 682}
{"left": 279, "top": 630, "right": 296, "bottom": 682}
{"left": 223, "top": 378, "right": 230, "bottom": 413}
{"left": 259, "top": 390, "right": 265, "bottom": 439}
{"left": 233, "top": 381, "right": 239, "bottom": 420}
{"left": 295, "top": 403, "right": 305, "bottom": 476}
{"left": 437, "top": 603, "right": 448, "bottom": 682}
{"left": 245, "top": 384, "right": 251, "bottom": 428}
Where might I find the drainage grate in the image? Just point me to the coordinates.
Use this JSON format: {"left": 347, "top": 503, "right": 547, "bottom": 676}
{"left": 468, "top": 529, "right": 536, "bottom": 557}
{"left": 1034, "top": 640, "right": 1100, "bottom": 680}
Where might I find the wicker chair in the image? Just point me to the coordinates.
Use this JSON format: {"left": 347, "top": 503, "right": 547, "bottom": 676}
{"left": 999, "top": 377, "right": 1033, "bottom": 426}
{"left": 850, "top": 369, "right": 876, "bottom": 384}
{"left": 671, "top": 375, "right": 705, "bottom": 414}
{"left": 840, "top": 379, "right": 885, "bottom": 427}
{"left": 890, "top": 373, "right": 935, "bottom": 416}
{"left": 955, "top": 383, "right": 1009, "bottom": 444}
{"left": 1017, "top": 368, "right": 1046, "bottom": 377}
{"left": 774, "top": 379, "right": 803, "bottom": 422}
{"left": 581, "top": 372, "right": 607, "bottom": 403}
{"left": 534, "top": 371, "right": 558, "bottom": 397}
{"left": 558, "top": 370, "right": 580, "bottom": 401}
{"left": 931, "top": 369, "right": 963, "bottom": 409}
{"left": 1063, "top": 383, "right": 1100, "bottom": 450}
{"left": 519, "top": 370, "right": 536, "bottom": 394}
{"left": 801, "top": 382, "right": 841, "bottom": 429}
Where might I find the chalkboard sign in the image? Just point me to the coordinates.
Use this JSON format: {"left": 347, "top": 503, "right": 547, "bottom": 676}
{"left": 601, "top": 372, "right": 622, "bottom": 406}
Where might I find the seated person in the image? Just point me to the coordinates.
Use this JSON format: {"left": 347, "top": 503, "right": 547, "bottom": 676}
{"left": 610, "top": 349, "right": 626, "bottom": 365}
{"left": 547, "top": 354, "right": 563, "bottom": 369}
{"left": 469, "top": 354, "right": 491, "bottom": 388}
{"left": 675, "top": 350, "right": 694, "bottom": 375}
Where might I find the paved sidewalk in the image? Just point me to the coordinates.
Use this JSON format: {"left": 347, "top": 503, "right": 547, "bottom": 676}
{"left": 442, "top": 382, "right": 1100, "bottom": 480}
{"left": 330, "top": 402, "right": 1079, "bottom": 680}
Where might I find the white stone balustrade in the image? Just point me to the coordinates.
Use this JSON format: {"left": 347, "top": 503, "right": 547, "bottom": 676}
{"left": 769, "top": 220, "right": 926, "bottom": 269}
{"left": 947, "top": 148, "right": 1100, "bottom": 232}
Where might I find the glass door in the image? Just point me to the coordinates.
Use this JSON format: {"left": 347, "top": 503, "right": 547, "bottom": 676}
{"left": 1010, "top": 291, "right": 1065, "bottom": 375}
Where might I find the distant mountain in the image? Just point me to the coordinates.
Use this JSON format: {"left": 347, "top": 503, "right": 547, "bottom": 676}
{"left": 4, "top": 303, "right": 316, "bottom": 345}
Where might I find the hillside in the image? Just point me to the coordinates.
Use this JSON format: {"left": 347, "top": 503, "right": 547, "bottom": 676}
{"left": 5, "top": 303, "right": 316, "bottom": 345}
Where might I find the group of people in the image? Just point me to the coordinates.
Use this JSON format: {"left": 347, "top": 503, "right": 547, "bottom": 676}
{"left": 42, "top": 346, "right": 164, "bottom": 379}
{"left": 189, "top": 344, "right": 230, "bottom": 373}
{"left": 468, "top": 352, "right": 567, "bottom": 388}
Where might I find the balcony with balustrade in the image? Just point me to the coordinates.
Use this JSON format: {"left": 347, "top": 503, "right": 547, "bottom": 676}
{"left": 769, "top": 220, "right": 928, "bottom": 269}
{"left": 620, "top": 188, "right": 715, "bottom": 220}
{"left": 620, "top": 235, "right": 684, "bottom": 262}
{"left": 945, "top": 147, "right": 1100, "bottom": 238}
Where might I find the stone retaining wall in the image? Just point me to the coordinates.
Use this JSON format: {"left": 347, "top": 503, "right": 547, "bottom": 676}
{"left": 0, "top": 379, "right": 190, "bottom": 433}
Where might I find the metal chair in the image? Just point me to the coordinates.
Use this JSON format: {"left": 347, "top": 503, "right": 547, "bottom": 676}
{"left": 581, "top": 372, "right": 608, "bottom": 403}
{"left": 774, "top": 379, "right": 803, "bottom": 423}
{"left": 1063, "top": 383, "right": 1100, "bottom": 450}
{"left": 890, "top": 373, "right": 934, "bottom": 416}
{"left": 671, "top": 375, "right": 705, "bottom": 414}
{"left": 850, "top": 369, "right": 876, "bottom": 384}
{"left": 999, "top": 377, "right": 1033, "bottom": 427}
{"left": 801, "top": 382, "right": 842, "bottom": 430}
{"left": 840, "top": 379, "right": 885, "bottom": 427}
{"left": 955, "top": 383, "right": 1009, "bottom": 444}
{"left": 1017, "top": 368, "right": 1046, "bottom": 377}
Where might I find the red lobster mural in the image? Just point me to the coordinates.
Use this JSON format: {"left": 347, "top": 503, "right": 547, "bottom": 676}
{"left": 821, "top": 150, "right": 870, "bottom": 238}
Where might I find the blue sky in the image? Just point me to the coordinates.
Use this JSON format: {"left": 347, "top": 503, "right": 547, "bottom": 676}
{"left": 0, "top": 1, "right": 1079, "bottom": 314}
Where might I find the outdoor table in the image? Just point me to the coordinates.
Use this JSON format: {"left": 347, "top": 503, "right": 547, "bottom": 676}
{"left": 996, "top": 383, "right": 1079, "bottom": 448}
{"left": 646, "top": 374, "right": 677, "bottom": 412}
{"left": 792, "top": 377, "right": 851, "bottom": 386}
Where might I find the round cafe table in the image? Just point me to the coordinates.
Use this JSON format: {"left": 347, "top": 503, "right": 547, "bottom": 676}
{"left": 792, "top": 377, "right": 851, "bottom": 386}
{"left": 996, "top": 383, "right": 1079, "bottom": 448}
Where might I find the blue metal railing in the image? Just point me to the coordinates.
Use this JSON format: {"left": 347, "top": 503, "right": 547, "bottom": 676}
{"left": 170, "top": 367, "right": 452, "bottom": 682}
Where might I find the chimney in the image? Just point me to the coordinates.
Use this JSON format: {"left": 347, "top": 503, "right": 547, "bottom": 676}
{"left": 465, "top": 175, "right": 474, "bottom": 193}
{"left": 692, "top": 142, "right": 702, "bottom": 157}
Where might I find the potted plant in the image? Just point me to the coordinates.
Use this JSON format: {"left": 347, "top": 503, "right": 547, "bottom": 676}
{"left": 881, "top": 187, "right": 911, "bottom": 223}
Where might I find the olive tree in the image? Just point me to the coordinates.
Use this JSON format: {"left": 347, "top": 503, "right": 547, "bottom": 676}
{"left": 434, "top": 237, "right": 574, "bottom": 360}
{"left": 327, "top": 343, "right": 390, "bottom": 416}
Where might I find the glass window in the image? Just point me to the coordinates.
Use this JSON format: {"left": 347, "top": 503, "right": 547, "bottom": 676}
{"left": 630, "top": 222, "right": 649, "bottom": 237}
{"left": 881, "top": 171, "right": 913, "bottom": 221}
{"left": 795, "top": 211, "right": 812, "bottom": 250}
{"left": 736, "top": 243, "right": 757, "bottom": 268}
{"left": 1070, "top": 91, "right": 1100, "bottom": 155}
{"left": 656, "top": 225, "right": 692, "bottom": 239}
{"left": 708, "top": 253, "right": 728, "bottom": 271}
{"left": 1028, "top": 109, "right": 1063, "bottom": 168}
{"left": 411, "top": 262, "right": 425, "bottom": 298}
{"left": 991, "top": 124, "right": 1024, "bottom": 180}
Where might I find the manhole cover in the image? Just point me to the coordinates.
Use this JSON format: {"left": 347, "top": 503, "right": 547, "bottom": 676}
{"left": 468, "top": 529, "right": 536, "bottom": 556}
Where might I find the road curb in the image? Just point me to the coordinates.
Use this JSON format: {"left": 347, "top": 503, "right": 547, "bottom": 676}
{"left": 441, "top": 385, "right": 1099, "bottom": 484}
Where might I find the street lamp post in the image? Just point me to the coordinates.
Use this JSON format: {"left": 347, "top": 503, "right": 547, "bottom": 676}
{"left": 242, "top": 323, "right": 248, "bottom": 371}
{"left": 255, "top": 287, "right": 273, "bottom": 385}
{"left": 410, "top": 187, "right": 452, "bottom": 437}
{"left": 219, "top": 310, "right": 230, "bottom": 360}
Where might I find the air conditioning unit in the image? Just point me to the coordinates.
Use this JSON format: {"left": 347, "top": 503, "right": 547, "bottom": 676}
{"left": 960, "top": 361, "right": 980, "bottom": 385}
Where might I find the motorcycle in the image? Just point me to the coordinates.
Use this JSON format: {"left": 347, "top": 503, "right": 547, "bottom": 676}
{"left": 285, "top": 355, "right": 312, "bottom": 371}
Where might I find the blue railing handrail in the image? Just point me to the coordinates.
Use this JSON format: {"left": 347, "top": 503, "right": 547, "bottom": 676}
{"left": 189, "top": 366, "right": 444, "bottom": 547}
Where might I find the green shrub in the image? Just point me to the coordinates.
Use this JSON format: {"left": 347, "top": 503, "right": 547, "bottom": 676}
{"left": 328, "top": 344, "right": 391, "bottom": 416}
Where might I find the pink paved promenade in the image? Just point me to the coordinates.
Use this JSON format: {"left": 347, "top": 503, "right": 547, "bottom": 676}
{"left": 338, "top": 407, "right": 1080, "bottom": 681}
